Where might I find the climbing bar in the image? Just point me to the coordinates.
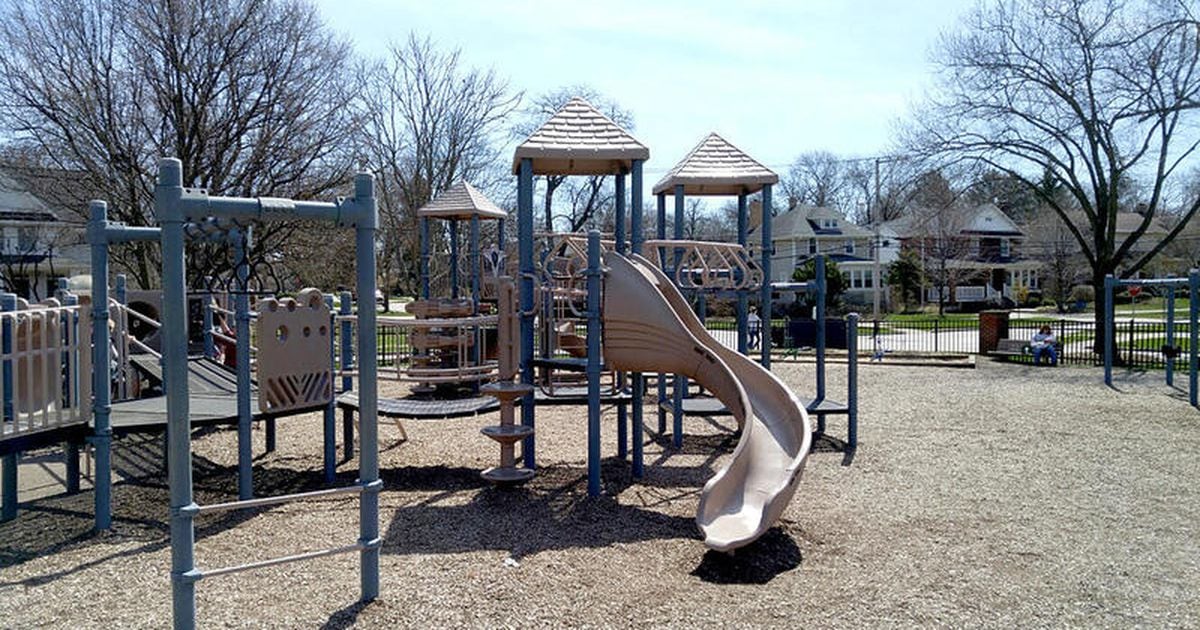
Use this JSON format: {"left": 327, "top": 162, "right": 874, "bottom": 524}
{"left": 193, "top": 482, "right": 369, "bottom": 515}
{"left": 642, "top": 239, "right": 763, "bottom": 291}
{"left": 194, "top": 541, "right": 372, "bottom": 581}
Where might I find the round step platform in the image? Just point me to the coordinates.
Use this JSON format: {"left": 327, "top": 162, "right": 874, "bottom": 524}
{"left": 481, "top": 424, "right": 535, "bottom": 443}
{"left": 481, "top": 466, "right": 535, "bottom": 484}
{"left": 481, "top": 381, "right": 535, "bottom": 401}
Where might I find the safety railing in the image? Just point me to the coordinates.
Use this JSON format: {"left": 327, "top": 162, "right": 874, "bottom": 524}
{"left": 0, "top": 299, "right": 92, "bottom": 442}
{"left": 335, "top": 313, "right": 499, "bottom": 383}
{"left": 642, "top": 239, "right": 763, "bottom": 291}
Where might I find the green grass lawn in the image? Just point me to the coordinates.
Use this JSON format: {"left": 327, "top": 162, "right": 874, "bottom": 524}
{"left": 1130, "top": 336, "right": 1193, "bottom": 351}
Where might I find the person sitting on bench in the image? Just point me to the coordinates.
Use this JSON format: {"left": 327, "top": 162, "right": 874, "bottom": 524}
{"left": 1031, "top": 325, "right": 1058, "bottom": 366}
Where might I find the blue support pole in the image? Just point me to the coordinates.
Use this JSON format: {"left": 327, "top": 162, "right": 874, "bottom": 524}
{"left": 470, "top": 215, "right": 481, "bottom": 315}
{"left": 1167, "top": 285, "right": 1176, "bottom": 387}
{"left": 615, "top": 171, "right": 627, "bottom": 254}
{"left": 115, "top": 275, "right": 126, "bottom": 400}
{"left": 352, "top": 172, "right": 381, "bottom": 602}
{"left": 760, "top": 184, "right": 773, "bottom": 368}
{"left": 1104, "top": 274, "right": 1115, "bottom": 386}
{"left": 656, "top": 192, "right": 667, "bottom": 435}
{"left": 615, "top": 170, "right": 627, "bottom": 458}
{"left": 449, "top": 219, "right": 460, "bottom": 300}
{"left": 737, "top": 192, "right": 749, "bottom": 355}
{"left": 1190, "top": 269, "right": 1199, "bottom": 407}
{"left": 517, "top": 158, "right": 536, "bottom": 468}
{"left": 419, "top": 217, "right": 430, "bottom": 300}
{"left": 672, "top": 184, "right": 686, "bottom": 449}
{"left": 340, "top": 291, "right": 354, "bottom": 461}
{"left": 630, "top": 160, "right": 644, "bottom": 477}
{"left": 847, "top": 313, "right": 859, "bottom": 448}
{"left": 1, "top": 293, "right": 15, "bottom": 523}
{"left": 157, "top": 159, "right": 199, "bottom": 630}
{"left": 816, "top": 254, "right": 827, "bottom": 402}
{"left": 586, "top": 230, "right": 603, "bottom": 496}
{"left": 323, "top": 294, "right": 337, "bottom": 484}
{"left": 63, "top": 291, "right": 81, "bottom": 494}
{"left": 86, "top": 201, "right": 113, "bottom": 530}
{"left": 234, "top": 229, "right": 254, "bottom": 500}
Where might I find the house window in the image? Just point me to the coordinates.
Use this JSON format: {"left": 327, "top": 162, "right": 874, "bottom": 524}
{"left": 850, "top": 271, "right": 861, "bottom": 289}
{"left": 844, "top": 240, "right": 854, "bottom": 255}
{"left": 1000, "top": 239, "right": 1011, "bottom": 258}
{"left": 822, "top": 218, "right": 836, "bottom": 229}
{"left": 864, "top": 271, "right": 873, "bottom": 289}
{"left": 17, "top": 227, "right": 36, "bottom": 251}
{"left": 808, "top": 238, "right": 817, "bottom": 255}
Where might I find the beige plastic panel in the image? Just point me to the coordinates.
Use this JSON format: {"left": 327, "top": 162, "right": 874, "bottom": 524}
{"left": 256, "top": 288, "right": 333, "bottom": 414}
{"left": 13, "top": 298, "right": 61, "bottom": 414}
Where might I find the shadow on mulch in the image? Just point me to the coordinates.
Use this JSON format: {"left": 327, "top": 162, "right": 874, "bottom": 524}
{"left": 811, "top": 432, "right": 856, "bottom": 466}
{"left": 381, "top": 458, "right": 703, "bottom": 560}
{"left": 690, "top": 528, "right": 802, "bottom": 584}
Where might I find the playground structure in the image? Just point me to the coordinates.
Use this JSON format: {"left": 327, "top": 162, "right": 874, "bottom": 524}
{"left": 1103, "top": 270, "right": 1199, "bottom": 406}
{"left": 0, "top": 98, "right": 868, "bottom": 627}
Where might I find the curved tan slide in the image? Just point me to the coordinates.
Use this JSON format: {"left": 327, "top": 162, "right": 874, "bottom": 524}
{"left": 603, "top": 253, "right": 813, "bottom": 551}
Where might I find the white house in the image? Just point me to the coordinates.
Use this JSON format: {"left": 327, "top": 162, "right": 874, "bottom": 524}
{"left": 0, "top": 168, "right": 89, "bottom": 299}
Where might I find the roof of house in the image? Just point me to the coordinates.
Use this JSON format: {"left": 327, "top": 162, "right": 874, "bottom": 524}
{"left": 882, "top": 203, "right": 1025, "bottom": 238}
{"left": 416, "top": 181, "right": 507, "bottom": 220}
{"left": 512, "top": 97, "right": 649, "bottom": 176}
{"left": 0, "top": 170, "right": 60, "bottom": 222}
{"left": 748, "top": 205, "right": 872, "bottom": 240}
{"left": 1115, "top": 211, "right": 1170, "bottom": 236}
{"left": 651, "top": 132, "right": 777, "bottom": 196}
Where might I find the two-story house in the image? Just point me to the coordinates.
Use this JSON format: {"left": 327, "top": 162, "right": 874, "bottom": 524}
{"left": 0, "top": 168, "right": 89, "bottom": 299}
{"left": 747, "top": 202, "right": 879, "bottom": 305}
{"left": 879, "top": 203, "right": 1039, "bottom": 307}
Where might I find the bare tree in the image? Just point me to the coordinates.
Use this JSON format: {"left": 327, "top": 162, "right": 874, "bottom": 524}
{"left": 513, "top": 86, "right": 633, "bottom": 232}
{"left": 910, "top": 0, "right": 1200, "bottom": 348}
{"left": 0, "top": 0, "right": 358, "bottom": 288}
{"left": 907, "top": 172, "right": 975, "bottom": 315}
{"left": 360, "top": 34, "right": 520, "bottom": 301}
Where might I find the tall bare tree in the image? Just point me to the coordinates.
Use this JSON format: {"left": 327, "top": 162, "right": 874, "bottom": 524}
{"left": 910, "top": 0, "right": 1200, "bottom": 347}
{"left": 361, "top": 34, "right": 520, "bottom": 300}
{"left": 0, "top": 0, "right": 358, "bottom": 288}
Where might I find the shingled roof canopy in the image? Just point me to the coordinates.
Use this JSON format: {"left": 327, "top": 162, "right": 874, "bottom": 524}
{"left": 512, "top": 97, "right": 649, "bottom": 176}
{"left": 416, "top": 181, "right": 507, "bottom": 220}
{"left": 652, "top": 132, "right": 778, "bottom": 196}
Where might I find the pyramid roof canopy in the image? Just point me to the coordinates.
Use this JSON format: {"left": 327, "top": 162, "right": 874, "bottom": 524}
{"left": 513, "top": 97, "right": 649, "bottom": 176}
{"left": 652, "top": 133, "right": 778, "bottom": 196}
{"left": 416, "top": 181, "right": 507, "bottom": 220}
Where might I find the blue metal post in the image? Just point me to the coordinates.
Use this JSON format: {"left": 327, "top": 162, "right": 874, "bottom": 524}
{"left": 614, "top": 170, "right": 628, "bottom": 458}
{"left": 1167, "top": 284, "right": 1176, "bottom": 387}
{"left": 1190, "top": 269, "right": 1199, "bottom": 407}
{"left": 234, "top": 229, "right": 253, "bottom": 500}
{"left": 115, "top": 275, "right": 126, "bottom": 401}
{"left": 585, "top": 231, "right": 603, "bottom": 496}
{"left": 656, "top": 192, "right": 667, "bottom": 435}
{"left": 353, "top": 173, "right": 381, "bottom": 602}
{"left": 63, "top": 291, "right": 81, "bottom": 494}
{"left": 630, "top": 159, "right": 644, "bottom": 477}
{"left": 816, "top": 254, "right": 827, "bottom": 402}
{"left": 1104, "top": 274, "right": 1115, "bottom": 386}
{"left": 470, "top": 215, "right": 481, "bottom": 385}
{"left": 157, "top": 159, "right": 198, "bottom": 629}
{"left": 761, "top": 184, "right": 773, "bottom": 368}
{"left": 1, "top": 293, "right": 15, "bottom": 522}
{"left": 86, "top": 201, "right": 113, "bottom": 530}
{"left": 517, "top": 159, "right": 536, "bottom": 468}
{"left": 339, "top": 291, "right": 354, "bottom": 461}
{"left": 419, "top": 217, "right": 430, "bottom": 300}
{"left": 449, "top": 219, "right": 459, "bottom": 300}
{"left": 497, "top": 218, "right": 506, "bottom": 252}
{"left": 737, "top": 192, "right": 749, "bottom": 355}
{"left": 672, "top": 184, "right": 685, "bottom": 448}
{"left": 323, "top": 294, "right": 336, "bottom": 484}
{"left": 847, "top": 313, "right": 859, "bottom": 448}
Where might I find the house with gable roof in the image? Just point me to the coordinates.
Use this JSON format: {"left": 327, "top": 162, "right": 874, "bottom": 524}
{"left": 747, "top": 202, "right": 879, "bottom": 305}
{"left": 879, "top": 202, "right": 1040, "bottom": 307}
{"left": 0, "top": 166, "right": 89, "bottom": 299}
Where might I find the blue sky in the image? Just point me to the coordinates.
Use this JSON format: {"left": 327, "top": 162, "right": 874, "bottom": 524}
{"left": 315, "top": 0, "right": 973, "bottom": 178}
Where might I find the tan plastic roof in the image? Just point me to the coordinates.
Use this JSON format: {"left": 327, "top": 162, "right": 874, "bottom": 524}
{"left": 416, "top": 181, "right": 507, "bottom": 220}
{"left": 652, "top": 132, "right": 779, "bottom": 196}
{"left": 512, "top": 97, "right": 649, "bottom": 176}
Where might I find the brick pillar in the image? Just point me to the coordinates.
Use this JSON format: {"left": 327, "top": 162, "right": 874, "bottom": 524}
{"left": 979, "top": 310, "right": 1010, "bottom": 354}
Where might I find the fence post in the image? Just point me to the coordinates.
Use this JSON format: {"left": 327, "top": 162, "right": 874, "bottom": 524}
{"left": 1127, "top": 318, "right": 1135, "bottom": 369}
{"left": 934, "top": 318, "right": 939, "bottom": 354}
{"left": 1104, "top": 275, "right": 1115, "bottom": 385}
{"left": 1, "top": 293, "right": 16, "bottom": 523}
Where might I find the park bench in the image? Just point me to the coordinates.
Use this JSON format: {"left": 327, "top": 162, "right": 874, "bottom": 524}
{"left": 992, "top": 338, "right": 1063, "bottom": 364}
